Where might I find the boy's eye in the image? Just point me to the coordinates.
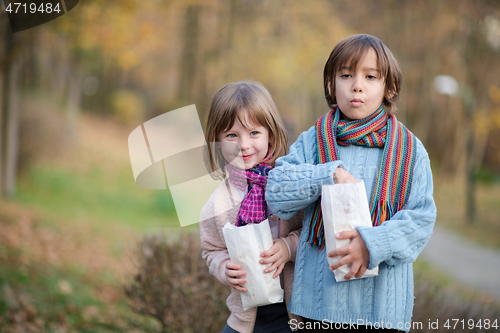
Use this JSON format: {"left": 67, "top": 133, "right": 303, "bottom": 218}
{"left": 366, "top": 75, "right": 377, "bottom": 80}
{"left": 340, "top": 74, "right": 351, "bottom": 78}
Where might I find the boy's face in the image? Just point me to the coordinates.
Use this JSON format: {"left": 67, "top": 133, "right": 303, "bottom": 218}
{"left": 334, "top": 48, "right": 385, "bottom": 121}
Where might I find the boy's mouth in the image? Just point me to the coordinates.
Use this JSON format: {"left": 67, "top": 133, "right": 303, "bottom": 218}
{"left": 350, "top": 98, "right": 363, "bottom": 107}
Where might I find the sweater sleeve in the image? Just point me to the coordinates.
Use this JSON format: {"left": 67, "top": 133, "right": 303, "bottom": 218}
{"left": 281, "top": 228, "right": 302, "bottom": 263}
{"left": 357, "top": 142, "right": 437, "bottom": 270}
{"left": 266, "top": 127, "right": 343, "bottom": 220}
{"left": 200, "top": 210, "right": 231, "bottom": 286}
{"left": 280, "top": 209, "right": 304, "bottom": 263}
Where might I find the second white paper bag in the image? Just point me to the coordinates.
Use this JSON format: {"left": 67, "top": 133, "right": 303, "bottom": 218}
{"left": 322, "top": 181, "right": 379, "bottom": 282}
{"left": 222, "top": 219, "right": 284, "bottom": 310}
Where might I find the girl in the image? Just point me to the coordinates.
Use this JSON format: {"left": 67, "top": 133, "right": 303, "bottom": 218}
{"left": 200, "top": 81, "right": 303, "bottom": 333}
{"left": 266, "top": 34, "right": 436, "bottom": 332}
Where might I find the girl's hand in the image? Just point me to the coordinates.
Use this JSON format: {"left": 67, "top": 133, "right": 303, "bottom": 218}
{"left": 260, "top": 238, "right": 289, "bottom": 279}
{"left": 333, "top": 167, "right": 357, "bottom": 184}
{"left": 225, "top": 261, "right": 247, "bottom": 292}
{"left": 327, "top": 230, "right": 370, "bottom": 281}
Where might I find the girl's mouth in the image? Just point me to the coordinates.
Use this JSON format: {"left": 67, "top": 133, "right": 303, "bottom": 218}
{"left": 242, "top": 154, "right": 253, "bottom": 160}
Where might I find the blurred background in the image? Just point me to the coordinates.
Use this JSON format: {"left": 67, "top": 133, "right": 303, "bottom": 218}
{"left": 0, "top": 0, "right": 499, "bottom": 332}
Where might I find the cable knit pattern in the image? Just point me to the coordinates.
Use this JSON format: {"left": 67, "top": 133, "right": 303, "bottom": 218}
{"left": 200, "top": 180, "right": 304, "bottom": 333}
{"left": 266, "top": 126, "right": 436, "bottom": 332}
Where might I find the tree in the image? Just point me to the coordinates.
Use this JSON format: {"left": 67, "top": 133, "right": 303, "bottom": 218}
{"left": 0, "top": 15, "right": 25, "bottom": 198}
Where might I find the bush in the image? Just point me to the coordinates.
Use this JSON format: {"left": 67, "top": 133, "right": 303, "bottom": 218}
{"left": 124, "top": 231, "right": 230, "bottom": 333}
{"left": 125, "top": 232, "right": 500, "bottom": 333}
{"left": 413, "top": 263, "right": 500, "bottom": 332}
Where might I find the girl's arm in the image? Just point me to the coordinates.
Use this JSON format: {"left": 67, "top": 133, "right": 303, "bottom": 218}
{"left": 200, "top": 207, "right": 247, "bottom": 290}
{"left": 259, "top": 230, "right": 302, "bottom": 279}
{"left": 281, "top": 228, "right": 302, "bottom": 263}
{"left": 200, "top": 210, "right": 231, "bottom": 285}
{"left": 260, "top": 210, "right": 304, "bottom": 278}
{"left": 279, "top": 209, "right": 304, "bottom": 263}
{"left": 266, "top": 127, "right": 343, "bottom": 219}
{"left": 357, "top": 142, "right": 437, "bottom": 270}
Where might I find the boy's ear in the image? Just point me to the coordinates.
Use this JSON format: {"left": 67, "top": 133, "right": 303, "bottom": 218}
{"left": 328, "top": 80, "right": 337, "bottom": 104}
{"left": 387, "top": 84, "right": 396, "bottom": 100}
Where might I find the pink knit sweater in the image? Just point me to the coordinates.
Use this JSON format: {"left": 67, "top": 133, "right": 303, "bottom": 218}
{"left": 200, "top": 180, "right": 303, "bottom": 333}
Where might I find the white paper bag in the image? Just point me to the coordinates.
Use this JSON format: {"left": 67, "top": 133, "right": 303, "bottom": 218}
{"left": 222, "top": 219, "right": 284, "bottom": 310}
{"left": 322, "top": 181, "right": 379, "bottom": 282}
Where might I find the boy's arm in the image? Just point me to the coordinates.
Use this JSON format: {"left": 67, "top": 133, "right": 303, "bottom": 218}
{"left": 266, "top": 127, "right": 343, "bottom": 220}
{"left": 357, "top": 142, "right": 437, "bottom": 270}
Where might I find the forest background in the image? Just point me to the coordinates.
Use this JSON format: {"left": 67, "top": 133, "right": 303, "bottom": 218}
{"left": 0, "top": 0, "right": 500, "bottom": 332}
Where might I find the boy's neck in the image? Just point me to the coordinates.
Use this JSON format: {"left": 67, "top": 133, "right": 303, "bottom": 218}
{"left": 339, "top": 110, "right": 353, "bottom": 122}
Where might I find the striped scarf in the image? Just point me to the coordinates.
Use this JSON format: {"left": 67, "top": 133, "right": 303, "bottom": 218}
{"left": 308, "top": 105, "right": 417, "bottom": 249}
{"left": 226, "top": 162, "right": 273, "bottom": 226}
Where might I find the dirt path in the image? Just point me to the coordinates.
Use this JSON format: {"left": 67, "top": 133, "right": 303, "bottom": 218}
{"left": 420, "top": 225, "right": 500, "bottom": 302}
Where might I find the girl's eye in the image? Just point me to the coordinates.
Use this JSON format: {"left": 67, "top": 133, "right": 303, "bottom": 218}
{"left": 367, "top": 75, "right": 377, "bottom": 80}
{"left": 340, "top": 74, "right": 351, "bottom": 78}
{"left": 250, "top": 131, "right": 259, "bottom": 136}
{"left": 227, "top": 133, "right": 237, "bottom": 138}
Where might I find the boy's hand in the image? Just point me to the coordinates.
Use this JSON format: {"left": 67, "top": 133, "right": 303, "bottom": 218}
{"left": 333, "top": 167, "right": 357, "bottom": 184}
{"left": 327, "top": 230, "right": 370, "bottom": 281}
{"left": 260, "top": 238, "right": 289, "bottom": 279}
{"left": 225, "top": 261, "right": 247, "bottom": 292}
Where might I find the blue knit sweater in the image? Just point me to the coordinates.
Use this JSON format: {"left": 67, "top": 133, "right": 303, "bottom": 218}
{"left": 265, "top": 126, "right": 436, "bottom": 331}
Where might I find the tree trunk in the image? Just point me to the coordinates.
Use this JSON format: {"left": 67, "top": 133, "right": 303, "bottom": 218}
{"left": 464, "top": 96, "right": 476, "bottom": 224}
{"left": 177, "top": 5, "right": 200, "bottom": 102}
{"left": 0, "top": 22, "right": 4, "bottom": 198}
{"left": 4, "top": 52, "right": 21, "bottom": 197}
{"left": 463, "top": 22, "right": 480, "bottom": 224}
{"left": 1, "top": 26, "right": 21, "bottom": 198}
{"left": 67, "top": 61, "right": 83, "bottom": 140}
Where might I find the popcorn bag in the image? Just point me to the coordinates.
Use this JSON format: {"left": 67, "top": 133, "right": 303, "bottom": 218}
{"left": 222, "top": 219, "right": 284, "bottom": 310}
{"left": 321, "top": 181, "right": 379, "bottom": 282}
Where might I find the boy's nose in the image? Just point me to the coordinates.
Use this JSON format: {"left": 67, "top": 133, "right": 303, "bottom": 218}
{"left": 352, "top": 77, "right": 363, "bottom": 92}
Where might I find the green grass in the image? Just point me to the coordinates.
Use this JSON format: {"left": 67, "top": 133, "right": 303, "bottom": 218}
{"left": 16, "top": 163, "right": 181, "bottom": 234}
{"left": 434, "top": 174, "right": 500, "bottom": 250}
{"left": 0, "top": 243, "right": 118, "bottom": 332}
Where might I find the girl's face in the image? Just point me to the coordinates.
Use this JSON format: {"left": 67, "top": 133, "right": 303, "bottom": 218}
{"left": 218, "top": 111, "right": 270, "bottom": 170}
{"left": 334, "top": 48, "right": 385, "bottom": 120}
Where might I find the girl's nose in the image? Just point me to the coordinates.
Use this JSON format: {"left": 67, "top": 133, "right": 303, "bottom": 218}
{"left": 239, "top": 137, "right": 251, "bottom": 151}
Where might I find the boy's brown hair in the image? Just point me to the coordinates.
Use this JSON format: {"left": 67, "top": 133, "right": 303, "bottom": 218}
{"left": 204, "top": 81, "right": 288, "bottom": 179}
{"left": 324, "top": 34, "right": 402, "bottom": 115}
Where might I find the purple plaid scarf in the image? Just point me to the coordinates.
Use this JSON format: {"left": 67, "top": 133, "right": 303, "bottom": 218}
{"left": 226, "top": 162, "right": 273, "bottom": 226}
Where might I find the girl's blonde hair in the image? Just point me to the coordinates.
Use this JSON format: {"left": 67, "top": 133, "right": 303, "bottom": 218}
{"left": 204, "top": 81, "right": 288, "bottom": 179}
{"left": 324, "top": 34, "right": 403, "bottom": 115}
